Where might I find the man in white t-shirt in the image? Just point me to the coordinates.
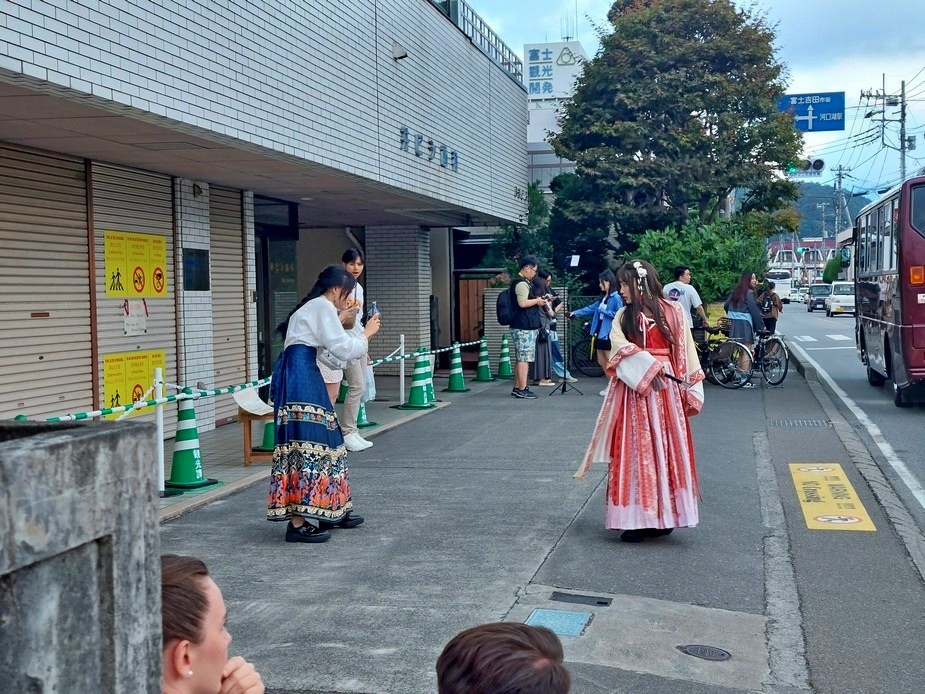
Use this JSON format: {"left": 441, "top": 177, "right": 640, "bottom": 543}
{"left": 662, "top": 266, "right": 709, "bottom": 328}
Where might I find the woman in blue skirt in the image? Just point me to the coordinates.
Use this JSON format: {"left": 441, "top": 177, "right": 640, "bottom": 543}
{"left": 268, "top": 265, "right": 381, "bottom": 543}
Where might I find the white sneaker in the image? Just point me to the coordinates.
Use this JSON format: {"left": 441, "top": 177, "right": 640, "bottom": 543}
{"left": 343, "top": 432, "right": 372, "bottom": 452}
{"left": 357, "top": 435, "right": 373, "bottom": 449}
{"left": 599, "top": 388, "right": 608, "bottom": 396}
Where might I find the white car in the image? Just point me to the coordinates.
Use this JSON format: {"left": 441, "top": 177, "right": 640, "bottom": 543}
{"left": 791, "top": 288, "right": 806, "bottom": 304}
{"left": 824, "top": 281, "right": 855, "bottom": 317}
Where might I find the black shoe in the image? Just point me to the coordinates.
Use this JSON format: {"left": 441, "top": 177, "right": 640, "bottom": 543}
{"left": 620, "top": 529, "right": 647, "bottom": 543}
{"left": 319, "top": 513, "right": 365, "bottom": 529}
{"left": 520, "top": 388, "right": 538, "bottom": 399}
{"left": 512, "top": 388, "right": 525, "bottom": 398}
{"left": 285, "top": 521, "right": 331, "bottom": 543}
{"left": 644, "top": 528, "right": 674, "bottom": 538}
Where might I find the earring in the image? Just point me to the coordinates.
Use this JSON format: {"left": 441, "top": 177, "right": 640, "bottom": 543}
{"left": 186, "top": 670, "right": 194, "bottom": 678}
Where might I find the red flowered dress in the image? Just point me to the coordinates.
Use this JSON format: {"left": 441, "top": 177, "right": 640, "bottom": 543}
{"left": 576, "top": 300, "right": 704, "bottom": 530}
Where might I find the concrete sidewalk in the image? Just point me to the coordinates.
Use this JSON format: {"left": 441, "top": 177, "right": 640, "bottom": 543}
{"left": 158, "top": 362, "right": 925, "bottom": 694}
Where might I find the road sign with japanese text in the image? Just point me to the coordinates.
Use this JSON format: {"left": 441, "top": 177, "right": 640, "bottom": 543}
{"left": 777, "top": 92, "right": 846, "bottom": 132}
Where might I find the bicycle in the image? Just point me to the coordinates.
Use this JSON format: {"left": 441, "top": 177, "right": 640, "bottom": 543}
{"left": 570, "top": 321, "right": 604, "bottom": 377}
{"left": 711, "top": 329, "right": 789, "bottom": 388}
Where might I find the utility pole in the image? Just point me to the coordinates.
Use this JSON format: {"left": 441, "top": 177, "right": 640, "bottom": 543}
{"left": 861, "top": 76, "right": 909, "bottom": 182}
{"left": 816, "top": 202, "right": 830, "bottom": 242}
{"left": 832, "top": 165, "right": 851, "bottom": 232}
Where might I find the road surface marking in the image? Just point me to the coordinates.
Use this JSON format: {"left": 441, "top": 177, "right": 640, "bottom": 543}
{"left": 788, "top": 341, "right": 925, "bottom": 512}
{"left": 789, "top": 463, "right": 876, "bottom": 531}
{"left": 826, "top": 334, "right": 852, "bottom": 341}
{"left": 793, "top": 335, "right": 818, "bottom": 342}
{"left": 804, "top": 346, "right": 855, "bottom": 351}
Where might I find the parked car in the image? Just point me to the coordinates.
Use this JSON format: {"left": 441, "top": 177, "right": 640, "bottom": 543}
{"left": 825, "top": 281, "right": 855, "bottom": 316}
{"left": 807, "top": 283, "right": 831, "bottom": 312}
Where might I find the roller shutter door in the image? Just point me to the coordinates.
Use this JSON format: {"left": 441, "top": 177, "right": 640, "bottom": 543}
{"left": 0, "top": 145, "right": 92, "bottom": 420}
{"left": 92, "top": 162, "right": 178, "bottom": 437}
{"left": 210, "top": 187, "right": 247, "bottom": 425}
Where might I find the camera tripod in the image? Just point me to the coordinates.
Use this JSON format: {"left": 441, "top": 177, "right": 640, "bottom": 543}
{"left": 550, "top": 327, "right": 582, "bottom": 396}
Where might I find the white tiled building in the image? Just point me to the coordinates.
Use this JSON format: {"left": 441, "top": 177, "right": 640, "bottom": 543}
{"left": 0, "top": 0, "right": 527, "bottom": 430}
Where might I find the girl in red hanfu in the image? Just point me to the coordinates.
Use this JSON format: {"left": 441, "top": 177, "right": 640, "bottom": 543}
{"left": 575, "top": 259, "right": 705, "bottom": 543}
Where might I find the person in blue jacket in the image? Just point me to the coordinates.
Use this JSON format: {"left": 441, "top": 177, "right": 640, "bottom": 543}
{"left": 569, "top": 269, "right": 624, "bottom": 395}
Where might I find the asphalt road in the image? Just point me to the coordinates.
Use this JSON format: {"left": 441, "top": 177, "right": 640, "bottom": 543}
{"left": 782, "top": 306, "right": 925, "bottom": 528}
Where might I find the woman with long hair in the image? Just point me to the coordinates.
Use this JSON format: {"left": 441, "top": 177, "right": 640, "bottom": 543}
{"left": 569, "top": 269, "right": 624, "bottom": 395}
{"left": 268, "top": 265, "right": 381, "bottom": 543}
{"left": 339, "top": 247, "right": 375, "bottom": 452}
{"left": 531, "top": 274, "right": 556, "bottom": 386}
{"left": 575, "top": 260, "right": 704, "bottom": 543}
{"left": 160, "top": 554, "right": 264, "bottom": 694}
{"left": 724, "top": 270, "right": 766, "bottom": 388}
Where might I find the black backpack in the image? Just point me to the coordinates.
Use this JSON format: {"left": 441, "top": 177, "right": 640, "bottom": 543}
{"left": 497, "top": 280, "right": 529, "bottom": 326}
{"left": 760, "top": 292, "right": 773, "bottom": 313}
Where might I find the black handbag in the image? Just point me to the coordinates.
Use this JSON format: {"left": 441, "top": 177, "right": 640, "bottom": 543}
{"left": 537, "top": 326, "right": 550, "bottom": 343}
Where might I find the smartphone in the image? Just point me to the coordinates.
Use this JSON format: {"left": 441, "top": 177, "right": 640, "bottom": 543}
{"left": 367, "top": 301, "right": 379, "bottom": 319}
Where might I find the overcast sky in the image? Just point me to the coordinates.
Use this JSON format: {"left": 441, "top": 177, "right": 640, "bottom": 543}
{"left": 465, "top": 0, "right": 925, "bottom": 197}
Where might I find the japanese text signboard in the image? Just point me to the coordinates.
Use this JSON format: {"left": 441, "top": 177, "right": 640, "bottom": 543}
{"left": 524, "top": 42, "right": 588, "bottom": 101}
{"left": 777, "top": 92, "right": 846, "bottom": 132}
{"left": 105, "top": 230, "right": 168, "bottom": 298}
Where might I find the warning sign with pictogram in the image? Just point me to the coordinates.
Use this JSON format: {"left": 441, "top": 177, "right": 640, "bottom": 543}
{"left": 789, "top": 463, "right": 875, "bottom": 531}
{"left": 103, "top": 350, "right": 166, "bottom": 419}
{"left": 104, "top": 231, "right": 168, "bottom": 298}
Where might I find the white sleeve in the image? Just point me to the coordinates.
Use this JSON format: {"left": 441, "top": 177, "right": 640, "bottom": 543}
{"left": 317, "top": 302, "right": 368, "bottom": 362}
{"left": 689, "top": 286, "right": 703, "bottom": 309}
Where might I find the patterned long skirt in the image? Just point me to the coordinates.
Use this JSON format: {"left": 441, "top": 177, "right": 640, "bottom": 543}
{"left": 266, "top": 344, "right": 353, "bottom": 523}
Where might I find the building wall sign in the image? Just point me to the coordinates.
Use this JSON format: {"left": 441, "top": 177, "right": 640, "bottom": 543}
{"left": 524, "top": 42, "right": 588, "bottom": 101}
{"left": 104, "top": 230, "right": 168, "bottom": 298}
{"left": 400, "top": 126, "right": 459, "bottom": 172}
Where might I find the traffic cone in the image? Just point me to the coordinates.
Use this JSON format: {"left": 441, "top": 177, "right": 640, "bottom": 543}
{"left": 424, "top": 353, "right": 441, "bottom": 403}
{"left": 336, "top": 379, "right": 349, "bottom": 404}
{"left": 255, "top": 420, "right": 275, "bottom": 451}
{"left": 167, "top": 388, "right": 220, "bottom": 490}
{"left": 496, "top": 333, "right": 514, "bottom": 379}
{"left": 396, "top": 349, "right": 436, "bottom": 410}
{"left": 357, "top": 402, "right": 378, "bottom": 429}
{"left": 442, "top": 343, "right": 471, "bottom": 392}
{"left": 472, "top": 339, "right": 495, "bottom": 382}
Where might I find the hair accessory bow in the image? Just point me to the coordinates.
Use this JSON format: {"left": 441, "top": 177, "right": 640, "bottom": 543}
{"left": 633, "top": 261, "right": 647, "bottom": 280}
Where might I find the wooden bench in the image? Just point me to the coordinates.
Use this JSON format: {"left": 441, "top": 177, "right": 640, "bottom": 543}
{"left": 233, "top": 389, "right": 274, "bottom": 466}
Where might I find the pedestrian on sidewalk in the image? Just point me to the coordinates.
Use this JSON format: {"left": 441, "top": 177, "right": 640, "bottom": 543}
{"left": 724, "top": 270, "right": 765, "bottom": 388}
{"left": 757, "top": 280, "right": 783, "bottom": 334}
{"left": 531, "top": 274, "right": 557, "bottom": 387}
{"left": 569, "top": 269, "right": 623, "bottom": 395}
{"left": 268, "top": 265, "right": 381, "bottom": 543}
{"left": 340, "top": 248, "right": 376, "bottom": 452}
{"left": 575, "top": 260, "right": 704, "bottom": 543}
{"left": 539, "top": 269, "right": 577, "bottom": 382}
{"left": 508, "top": 255, "right": 547, "bottom": 399}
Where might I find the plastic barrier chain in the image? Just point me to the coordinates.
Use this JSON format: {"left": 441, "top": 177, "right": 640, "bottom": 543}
{"left": 369, "top": 339, "right": 484, "bottom": 367}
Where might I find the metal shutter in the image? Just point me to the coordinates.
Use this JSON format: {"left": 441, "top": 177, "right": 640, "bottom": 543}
{"left": 210, "top": 187, "right": 247, "bottom": 425}
{"left": 92, "top": 162, "right": 178, "bottom": 437}
{"left": 0, "top": 145, "right": 92, "bottom": 419}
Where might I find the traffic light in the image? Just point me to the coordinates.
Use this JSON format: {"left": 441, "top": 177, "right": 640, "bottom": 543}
{"left": 785, "top": 158, "right": 825, "bottom": 174}
{"left": 796, "top": 247, "right": 805, "bottom": 253}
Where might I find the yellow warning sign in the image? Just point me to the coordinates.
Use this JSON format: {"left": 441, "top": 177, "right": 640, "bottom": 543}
{"left": 104, "top": 231, "right": 168, "bottom": 298}
{"left": 103, "top": 350, "right": 166, "bottom": 419}
{"left": 789, "top": 463, "right": 876, "bottom": 531}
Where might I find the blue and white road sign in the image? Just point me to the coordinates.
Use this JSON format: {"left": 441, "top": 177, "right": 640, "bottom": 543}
{"left": 777, "top": 92, "right": 846, "bottom": 132}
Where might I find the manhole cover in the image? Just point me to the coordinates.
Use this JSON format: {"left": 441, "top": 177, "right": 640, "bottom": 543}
{"left": 525, "top": 608, "right": 593, "bottom": 637}
{"left": 676, "top": 644, "right": 732, "bottom": 661}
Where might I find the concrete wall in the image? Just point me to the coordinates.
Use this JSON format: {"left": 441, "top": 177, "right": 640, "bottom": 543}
{"left": 0, "top": 420, "right": 161, "bottom": 693}
{"left": 1, "top": 0, "right": 528, "bottom": 223}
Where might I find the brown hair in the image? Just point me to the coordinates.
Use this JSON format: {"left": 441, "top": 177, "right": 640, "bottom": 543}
{"left": 730, "top": 270, "right": 755, "bottom": 305}
{"left": 161, "top": 554, "right": 210, "bottom": 647}
{"left": 617, "top": 259, "right": 675, "bottom": 345}
{"left": 436, "top": 622, "right": 570, "bottom": 694}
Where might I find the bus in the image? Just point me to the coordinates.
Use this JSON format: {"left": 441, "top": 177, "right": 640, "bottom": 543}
{"left": 854, "top": 174, "right": 925, "bottom": 406}
{"left": 765, "top": 269, "right": 795, "bottom": 303}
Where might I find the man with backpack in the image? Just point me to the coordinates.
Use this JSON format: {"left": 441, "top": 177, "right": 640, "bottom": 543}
{"left": 501, "top": 255, "right": 547, "bottom": 399}
{"left": 758, "top": 280, "right": 783, "bottom": 334}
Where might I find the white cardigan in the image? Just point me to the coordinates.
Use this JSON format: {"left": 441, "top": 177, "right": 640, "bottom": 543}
{"left": 284, "top": 296, "right": 368, "bottom": 363}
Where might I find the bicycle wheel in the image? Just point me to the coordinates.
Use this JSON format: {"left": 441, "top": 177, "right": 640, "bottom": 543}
{"left": 571, "top": 338, "right": 603, "bottom": 377}
{"left": 760, "top": 337, "right": 789, "bottom": 385}
{"left": 709, "top": 341, "right": 752, "bottom": 389}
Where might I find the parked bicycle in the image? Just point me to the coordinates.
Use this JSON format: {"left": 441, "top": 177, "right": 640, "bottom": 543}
{"left": 710, "top": 329, "right": 789, "bottom": 388}
{"left": 571, "top": 321, "right": 604, "bottom": 377}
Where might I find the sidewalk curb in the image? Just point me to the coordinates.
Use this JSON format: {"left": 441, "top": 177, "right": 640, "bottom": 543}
{"left": 786, "top": 341, "right": 925, "bottom": 585}
{"left": 158, "top": 401, "right": 452, "bottom": 523}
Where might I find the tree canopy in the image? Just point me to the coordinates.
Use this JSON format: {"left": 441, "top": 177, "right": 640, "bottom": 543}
{"left": 551, "top": 0, "right": 802, "bottom": 241}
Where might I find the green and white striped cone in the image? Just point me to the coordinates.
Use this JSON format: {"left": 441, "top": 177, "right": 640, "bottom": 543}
{"left": 496, "top": 333, "right": 514, "bottom": 379}
{"left": 336, "top": 379, "right": 349, "bottom": 404}
{"left": 167, "top": 388, "right": 219, "bottom": 489}
{"left": 442, "top": 343, "right": 470, "bottom": 392}
{"left": 357, "top": 402, "right": 378, "bottom": 428}
{"left": 255, "top": 420, "right": 275, "bottom": 451}
{"left": 397, "top": 349, "right": 436, "bottom": 409}
{"left": 472, "top": 339, "right": 495, "bottom": 382}
{"left": 424, "top": 354, "right": 441, "bottom": 403}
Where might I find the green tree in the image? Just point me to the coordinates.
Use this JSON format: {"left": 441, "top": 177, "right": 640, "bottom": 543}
{"left": 551, "top": 0, "right": 801, "bottom": 238}
{"left": 633, "top": 219, "right": 768, "bottom": 303}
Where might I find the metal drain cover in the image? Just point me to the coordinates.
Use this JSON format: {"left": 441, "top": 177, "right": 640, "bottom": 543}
{"left": 677, "top": 644, "right": 732, "bottom": 661}
{"left": 550, "top": 591, "right": 613, "bottom": 607}
{"left": 768, "top": 419, "right": 832, "bottom": 428}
